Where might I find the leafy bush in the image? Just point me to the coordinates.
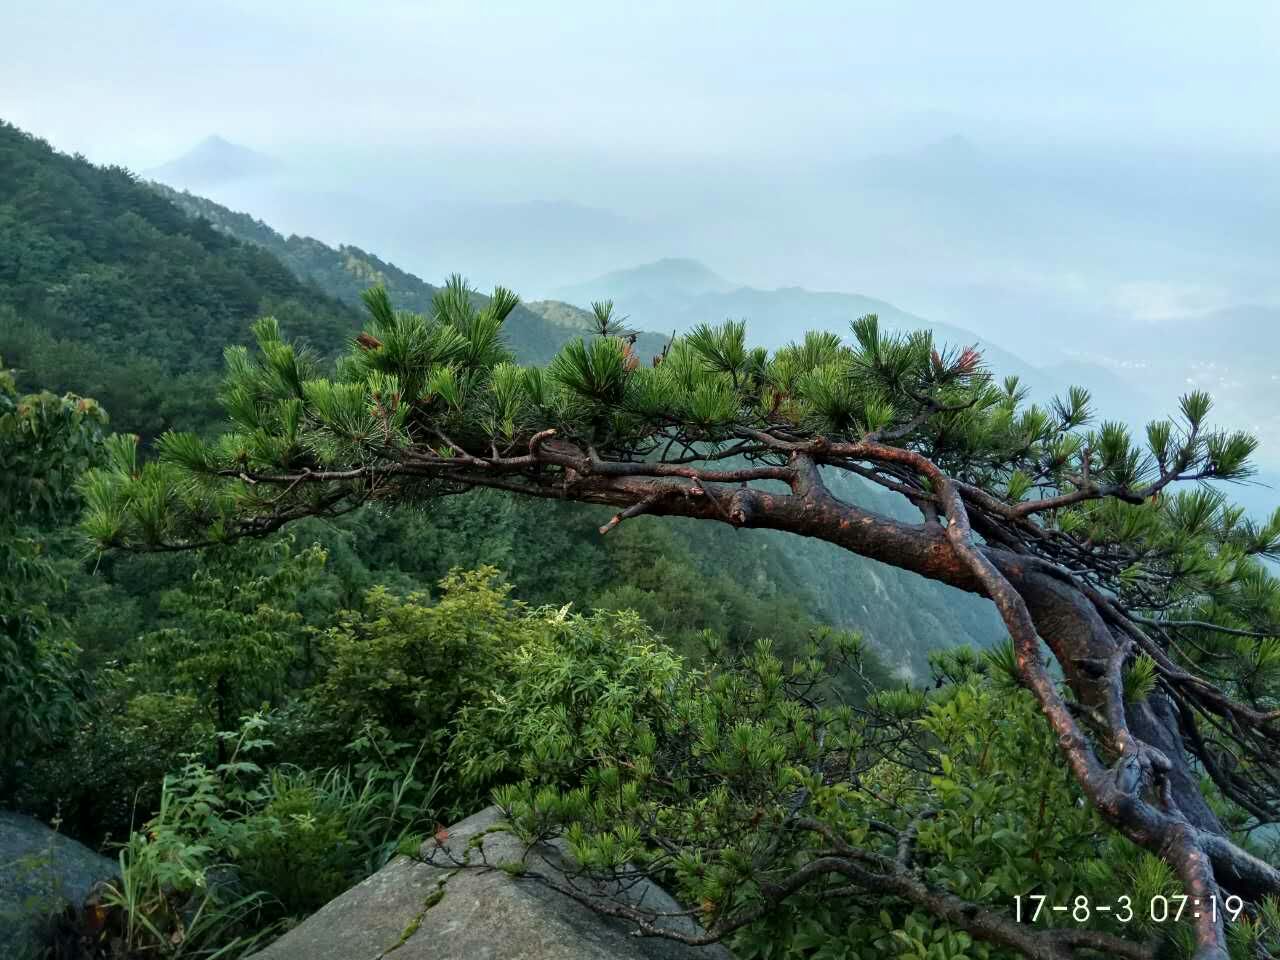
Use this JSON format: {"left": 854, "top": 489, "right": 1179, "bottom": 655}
{"left": 450, "top": 605, "right": 684, "bottom": 791}
{"left": 0, "top": 365, "right": 107, "bottom": 783}
{"left": 101, "top": 714, "right": 437, "bottom": 955}
{"left": 11, "top": 684, "right": 215, "bottom": 843}
{"left": 236, "top": 757, "right": 437, "bottom": 918}
{"left": 490, "top": 641, "right": 1275, "bottom": 960}
{"left": 125, "top": 538, "right": 327, "bottom": 738}
{"left": 295, "top": 567, "right": 526, "bottom": 769}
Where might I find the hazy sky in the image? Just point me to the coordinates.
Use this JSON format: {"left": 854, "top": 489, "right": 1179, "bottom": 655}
{"left": 5, "top": 1, "right": 1280, "bottom": 168}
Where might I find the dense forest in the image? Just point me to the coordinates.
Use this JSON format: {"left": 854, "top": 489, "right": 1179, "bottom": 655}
{"left": 3, "top": 118, "right": 1279, "bottom": 960}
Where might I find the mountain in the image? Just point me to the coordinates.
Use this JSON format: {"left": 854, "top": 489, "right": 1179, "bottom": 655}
{"left": 0, "top": 121, "right": 357, "bottom": 439}
{"left": 555, "top": 257, "right": 735, "bottom": 310}
{"left": 150, "top": 185, "right": 672, "bottom": 365}
{"left": 556, "top": 259, "right": 1081, "bottom": 402}
{"left": 6, "top": 120, "right": 1008, "bottom": 674}
{"left": 146, "top": 135, "right": 279, "bottom": 187}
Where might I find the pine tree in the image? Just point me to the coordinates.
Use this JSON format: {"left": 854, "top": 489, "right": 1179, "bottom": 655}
{"left": 81, "top": 283, "right": 1280, "bottom": 960}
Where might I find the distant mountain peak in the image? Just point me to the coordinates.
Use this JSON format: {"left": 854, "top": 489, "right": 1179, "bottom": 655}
{"left": 555, "top": 258, "right": 734, "bottom": 306}
{"left": 146, "top": 135, "right": 278, "bottom": 187}
{"left": 196, "top": 133, "right": 236, "bottom": 149}
{"left": 636, "top": 257, "right": 728, "bottom": 282}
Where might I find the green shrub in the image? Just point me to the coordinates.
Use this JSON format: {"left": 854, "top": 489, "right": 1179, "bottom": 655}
{"left": 103, "top": 714, "right": 438, "bottom": 954}
{"left": 451, "top": 605, "right": 684, "bottom": 791}
{"left": 299, "top": 567, "right": 528, "bottom": 766}
{"left": 236, "top": 779, "right": 360, "bottom": 917}
{"left": 9, "top": 682, "right": 214, "bottom": 844}
{"left": 237, "top": 757, "right": 438, "bottom": 918}
{"left": 126, "top": 539, "right": 326, "bottom": 737}
{"left": 489, "top": 640, "right": 1270, "bottom": 960}
{"left": 0, "top": 370, "right": 107, "bottom": 784}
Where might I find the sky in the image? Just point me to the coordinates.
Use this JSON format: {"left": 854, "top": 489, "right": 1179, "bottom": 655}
{"left": 5, "top": 1, "right": 1279, "bottom": 166}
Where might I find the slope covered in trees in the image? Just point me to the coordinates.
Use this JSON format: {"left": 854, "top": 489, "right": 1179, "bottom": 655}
{"left": 152, "top": 182, "right": 672, "bottom": 365}
{"left": 0, "top": 120, "right": 1000, "bottom": 675}
{"left": 0, "top": 116, "right": 977, "bottom": 741}
{"left": 0, "top": 122, "right": 366, "bottom": 440}
{"left": 0, "top": 121, "right": 896, "bottom": 677}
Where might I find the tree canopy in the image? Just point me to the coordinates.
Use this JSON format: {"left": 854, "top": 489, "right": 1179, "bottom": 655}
{"left": 80, "top": 281, "right": 1280, "bottom": 959}
{"left": 0, "top": 362, "right": 106, "bottom": 774}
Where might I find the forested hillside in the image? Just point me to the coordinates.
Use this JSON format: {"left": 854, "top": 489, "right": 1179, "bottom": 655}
{"left": 0, "top": 123, "right": 657, "bottom": 445}
{"left": 0, "top": 122, "right": 905, "bottom": 705}
{"left": 152, "top": 183, "right": 671, "bottom": 365}
{"left": 148, "top": 177, "right": 1003, "bottom": 671}
{"left": 0, "top": 122, "right": 364, "bottom": 440}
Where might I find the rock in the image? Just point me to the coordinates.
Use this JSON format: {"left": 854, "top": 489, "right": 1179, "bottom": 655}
{"left": 0, "top": 811, "right": 119, "bottom": 957}
{"left": 249, "top": 805, "right": 734, "bottom": 960}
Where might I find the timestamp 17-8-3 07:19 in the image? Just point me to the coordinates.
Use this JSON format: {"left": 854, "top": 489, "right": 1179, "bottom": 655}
{"left": 1014, "top": 894, "right": 1246, "bottom": 924}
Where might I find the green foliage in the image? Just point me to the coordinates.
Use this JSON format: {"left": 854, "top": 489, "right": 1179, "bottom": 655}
{"left": 490, "top": 643, "right": 1249, "bottom": 960}
{"left": 127, "top": 539, "right": 326, "bottom": 734}
{"left": 0, "top": 122, "right": 358, "bottom": 429}
{"left": 301, "top": 567, "right": 520, "bottom": 767}
{"left": 3, "top": 116, "right": 1000, "bottom": 684}
{"left": 234, "top": 756, "right": 436, "bottom": 918}
{"left": 549, "top": 335, "right": 630, "bottom": 406}
{"left": 103, "top": 714, "right": 437, "bottom": 952}
{"left": 9, "top": 117, "right": 1278, "bottom": 960}
{"left": 12, "top": 686, "right": 215, "bottom": 843}
{"left": 0, "top": 363, "right": 107, "bottom": 778}
{"left": 1122, "top": 653, "right": 1159, "bottom": 703}
{"left": 451, "top": 606, "right": 684, "bottom": 789}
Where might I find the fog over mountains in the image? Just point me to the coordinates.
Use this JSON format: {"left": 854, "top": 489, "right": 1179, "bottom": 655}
{"left": 145, "top": 135, "right": 279, "bottom": 186}
{"left": 12, "top": 3, "right": 1279, "bottom": 434}
{"left": 141, "top": 128, "right": 1279, "bottom": 518}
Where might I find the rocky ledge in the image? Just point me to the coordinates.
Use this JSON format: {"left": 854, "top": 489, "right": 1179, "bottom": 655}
{"left": 248, "top": 805, "right": 733, "bottom": 960}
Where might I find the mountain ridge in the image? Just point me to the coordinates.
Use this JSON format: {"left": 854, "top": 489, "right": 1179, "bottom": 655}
{"left": 150, "top": 183, "right": 671, "bottom": 364}
{"left": 146, "top": 134, "right": 279, "bottom": 187}
{"left": 554, "top": 258, "right": 1077, "bottom": 403}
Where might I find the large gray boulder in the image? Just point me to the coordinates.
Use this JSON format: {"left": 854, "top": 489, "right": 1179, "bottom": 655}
{"left": 249, "top": 805, "right": 733, "bottom": 960}
{"left": 0, "top": 811, "right": 119, "bottom": 957}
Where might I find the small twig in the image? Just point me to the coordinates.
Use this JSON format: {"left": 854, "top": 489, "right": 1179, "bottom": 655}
{"left": 599, "top": 494, "right": 662, "bottom": 535}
